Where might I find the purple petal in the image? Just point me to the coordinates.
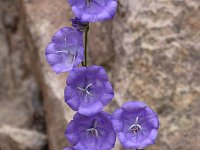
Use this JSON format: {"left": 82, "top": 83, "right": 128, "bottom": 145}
{"left": 139, "top": 129, "right": 158, "bottom": 148}
{"left": 46, "top": 54, "right": 63, "bottom": 66}
{"left": 65, "top": 96, "right": 80, "bottom": 111}
{"left": 65, "top": 121, "right": 79, "bottom": 145}
{"left": 145, "top": 107, "right": 160, "bottom": 129}
{"left": 111, "top": 119, "right": 123, "bottom": 132}
{"left": 45, "top": 42, "right": 57, "bottom": 54}
{"left": 122, "top": 101, "right": 147, "bottom": 112}
{"left": 79, "top": 101, "right": 103, "bottom": 116}
{"left": 112, "top": 108, "right": 123, "bottom": 119}
{"left": 100, "top": 92, "right": 114, "bottom": 105}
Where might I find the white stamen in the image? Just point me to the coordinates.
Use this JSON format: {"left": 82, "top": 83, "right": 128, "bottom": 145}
{"left": 64, "top": 38, "right": 67, "bottom": 46}
{"left": 77, "top": 83, "right": 93, "bottom": 96}
{"left": 86, "top": 83, "right": 93, "bottom": 89}
{"left": 93, "top": 120, "right": 98, "bottom": 128}
{"left": 77, "top": 86, "right": 85, "bottom": 91}
{"left": 86, "top": 90, "right": 93, "bottom": 96}
{"left": 129, "top": 116, "right": 142, "bottom": 134}
{"left": 135, "top": 116, "right": 139, "bottom": 124}
{"left": 56, "top": 50, "right": 68, "bottom": 53}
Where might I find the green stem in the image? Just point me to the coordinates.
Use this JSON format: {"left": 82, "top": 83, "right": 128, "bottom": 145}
{"left": 84, "top": 26, "right": 89, "bottom": 67}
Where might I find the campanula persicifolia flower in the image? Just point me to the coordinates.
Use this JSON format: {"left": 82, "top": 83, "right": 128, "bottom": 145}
{"left": 45, "top": 27, "right": 84, "bottom": 74}
{"left": 67, "top": 0, "right": 118, "bottom": 22}
{"left": 71, "top": 18, "right": 89, "bottom": 31}
{"left": 111, "top": 101, "right": 159, "bottom": 149}
{"left": 65, "top": 112, "right": 116, "bottom": 150}
{"left": 64, "top": 66, "right": 114, "bottom": 116}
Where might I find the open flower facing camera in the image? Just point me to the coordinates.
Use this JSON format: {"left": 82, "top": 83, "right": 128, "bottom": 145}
{"left": 65, "top": 112, "right": 116, "bottom": 150}
{"left": 64, "top": 66, "right": 114, "bottom": 116}
{"left": 112, "top": 101, "right": 159, "bottom": 149}
{"left": 45, "top": 0, "right": 160, "bottom": 149}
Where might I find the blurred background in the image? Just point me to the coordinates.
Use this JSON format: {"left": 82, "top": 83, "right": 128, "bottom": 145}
{"left": 0, "top": 0, "right": 200, "bottom": 150}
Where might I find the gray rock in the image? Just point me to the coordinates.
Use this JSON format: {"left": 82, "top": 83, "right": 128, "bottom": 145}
{"left": 21, "top": 0, "right": 73, "bottom": 149}
{"left": 0, "top": 125, "right": 47, "bottom": 150}
{"left": 0, "top": 0, "right": 47, "bottom": 149}
{"left": 111, "top": 0, "right": 200, "bottom": 150}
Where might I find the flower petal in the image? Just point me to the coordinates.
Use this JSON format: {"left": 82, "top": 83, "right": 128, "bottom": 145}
{"left": 79, "top": 101, "right": 103, "bottom": 116}
{"left": 122, "top": 101, "right": 147, "bottom": 112}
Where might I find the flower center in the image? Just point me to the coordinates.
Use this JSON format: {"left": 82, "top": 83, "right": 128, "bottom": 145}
{"left": 77, "top": 83, "right": 93, "bottom": 96}
{"left": 87, "top": 128, "right": 98, "bottom": 137}
{"left": 129, "top": 124, "right": 141, "bottom": 133}
{"left": 86, "top": 0, "right": 92, "bottom": 6}
{"left": 56, "top": 50, "right": 77, "bottom": 64}
{"left": 86, "top": 120, "right": 98, "bottom": 137}
{"left": 129, "top": 116, "right": 142, "bottom": 134}
{"left": 55, "top": 38, "right": 78, "bottom": 64}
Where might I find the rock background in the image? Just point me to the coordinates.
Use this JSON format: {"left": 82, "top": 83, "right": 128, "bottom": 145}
{"left": 0, "top": 0, "right": 200, "bottom": 150}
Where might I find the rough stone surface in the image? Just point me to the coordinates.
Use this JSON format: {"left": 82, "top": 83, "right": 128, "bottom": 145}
{"left": 21, "top": 0, "right": 73, "bottom": 149}
{"left": 0, "top": 125, "right": 47, "bottom": 150}
{"left": 0, "top": 0, "right": 200, "bottom": 149}
{"left": 0, "top": 0, "right": 47, "bottom": 149}
{"left": 111, "top": 0, "right": 200, "bottom": 150}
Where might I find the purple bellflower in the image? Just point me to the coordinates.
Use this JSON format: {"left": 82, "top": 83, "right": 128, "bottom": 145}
{"left": 67, "top": 0, "right": 118, "bottom": 22}
{"left": 111, "top": 101, "right": 159, "bottom": 149}
{"left": 45, "top": 27, "right": 84, "bottom": 74}
{"left": 65, "top": 112, "right": 116, "bottom": 150}
{"left": 64, "top": 66, "right": 114, "bottom": 116}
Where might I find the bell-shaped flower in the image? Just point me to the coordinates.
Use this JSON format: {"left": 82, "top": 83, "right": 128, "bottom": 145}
{"left": 45, "top": 27, "right": 84, "bottom": 74}
{"left": 64, "top": 66, "right": 114, "bottom": 116}
{"left": 111, "top": 101, "right": 159, "bottom": 149}
{"left": 67, "top": 0, "right": 118, "bottom": 22}
{"left": 65, "top": 112, "right": 116, "bottom": 150}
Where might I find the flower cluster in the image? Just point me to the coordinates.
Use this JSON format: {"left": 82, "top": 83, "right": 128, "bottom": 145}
{"left": 45, "top": 0, "right": 159, "bottom": 150}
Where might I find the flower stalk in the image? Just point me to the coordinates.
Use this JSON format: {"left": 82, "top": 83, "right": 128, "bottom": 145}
{"left": 83, "top": 25, "right": 89, "bottom": 67}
